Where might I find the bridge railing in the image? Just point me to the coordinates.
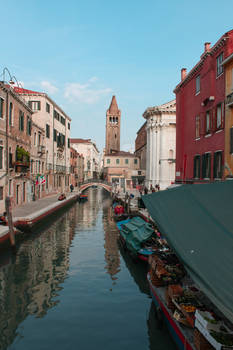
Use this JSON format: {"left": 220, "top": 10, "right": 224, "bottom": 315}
{"left": 79, "top": 178, "right": 112, "bottom": 187}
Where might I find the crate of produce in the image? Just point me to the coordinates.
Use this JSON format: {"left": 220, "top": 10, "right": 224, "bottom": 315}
{"left": 194, "top": 328, "right": 215, "bottom": 350}
{"left": 167, "top": 284, "right": 183, "bottom": 299}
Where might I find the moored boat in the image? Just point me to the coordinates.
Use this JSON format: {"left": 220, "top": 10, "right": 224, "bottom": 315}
{"left": 116, "top": 216, "right": 161, "bottom": 261}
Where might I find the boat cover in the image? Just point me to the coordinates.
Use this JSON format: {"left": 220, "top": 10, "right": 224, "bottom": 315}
{"left": 119, "top": 217, "right": 154, "bottom": 254}
{"left": 142, "top": 181, "right": 233, "bottom": 324}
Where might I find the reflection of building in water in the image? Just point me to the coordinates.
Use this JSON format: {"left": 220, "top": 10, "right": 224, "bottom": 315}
{"left": 103, "top": 203, "right": 121, "bottom": 282}
{"left": 77, "top": 188, "right": 102, "bottom": 228}
{"left": 0, "top": 209, "right": 77, "bottom": 350}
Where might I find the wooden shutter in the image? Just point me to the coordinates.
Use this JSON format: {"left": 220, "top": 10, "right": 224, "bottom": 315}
{"left": 38, "top": 101, "right": 41, "bottom": 110}
{"left": 197, "top": 156, "right": 201, "bottom": 178}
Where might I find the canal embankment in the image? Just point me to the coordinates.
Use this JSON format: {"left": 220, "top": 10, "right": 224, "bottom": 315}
{"left": 0, "top": 192, "right": 79, "bottom": 247}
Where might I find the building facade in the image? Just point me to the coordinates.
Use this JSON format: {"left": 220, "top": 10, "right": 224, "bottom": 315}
{"left": 0, "top": 82, "right": 33, "bottom": 212}
{"left": 143, "top": 100, "right": 176, "bottom": 190}
{"left": 222, "top": 52, "right": 233, "bottom": 177}
{"left": 135, "top": 122, "right": 147, "bottom": 170}
{"left": 14, "top": 87, "right": 71, "bottom": 193}
{"left": 70, "top": 138, "right": 100, "bottom": 180}
{"left": 103, "top": 151, "right": 140, "bottom": 190}
{"left": 174, "top": 30, "right": 233, "bottom": 184}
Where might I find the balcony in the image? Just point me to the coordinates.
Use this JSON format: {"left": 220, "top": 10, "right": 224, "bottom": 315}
{"left": 38, "top": 145, "right": 46, "bottom": 154}
{"left": 15, "top": 161, "right": 30, "bottom": 173}
{"left": 56, "top": 165, "right": 66, "bottom": 173}
{"left": 226, "top": 92, "right": 233, "bottom": 107}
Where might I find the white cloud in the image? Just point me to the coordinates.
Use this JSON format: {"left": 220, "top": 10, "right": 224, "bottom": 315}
{"left": 40, "top": 80, "right": 58, "bottom": 95}
{"left": 64, "top": 80, "right": 112, "bottom": 104}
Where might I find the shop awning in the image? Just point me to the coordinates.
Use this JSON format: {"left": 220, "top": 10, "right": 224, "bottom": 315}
{"left": 142, "top": 181, "right": 233, "bottom": 324}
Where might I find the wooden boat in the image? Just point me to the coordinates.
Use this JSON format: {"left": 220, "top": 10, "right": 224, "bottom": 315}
{"left": 78, "top": 194, "right": 88, "bottom": 202}
{"left": 116, "top": 216, "right": 159, "bottom": 262}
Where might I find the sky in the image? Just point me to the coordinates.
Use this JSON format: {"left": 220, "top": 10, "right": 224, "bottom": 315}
{"left": 1, "top": 0, "right": 233, "bottom": 153}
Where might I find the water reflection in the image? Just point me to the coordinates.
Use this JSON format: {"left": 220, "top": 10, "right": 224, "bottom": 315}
{"left": 0, "top": 209, "right": 76, "bottom": 350}
{"left": 103, "top": 201, "right": 121, "bottom": 282}
{"left": 0, "top": 188, "right": 176, "bottom": 350}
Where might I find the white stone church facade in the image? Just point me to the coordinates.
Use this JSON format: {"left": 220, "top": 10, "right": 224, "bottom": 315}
{"left": 143, "top": 100, "right": 176, "bottom": 190}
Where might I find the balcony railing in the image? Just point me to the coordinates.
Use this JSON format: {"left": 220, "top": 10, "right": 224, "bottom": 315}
{"left": 38, "top": 145, "right": 46, "bottom": 154}
{"left": 226, "top": 92, "right": 233, "bottom": 107}
{"left": 46, "top": 163, "right": 53, "bottom": 171}
{"left": 56, "top": 165, "right": 67, "bottom": 173}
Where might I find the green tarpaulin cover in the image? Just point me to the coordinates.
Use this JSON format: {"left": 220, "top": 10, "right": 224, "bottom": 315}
{"left": 142, "top": 181, "right": 233, "bottom": 324}
{"left": 120, "top": 217, "right": 154, "bottom": 254}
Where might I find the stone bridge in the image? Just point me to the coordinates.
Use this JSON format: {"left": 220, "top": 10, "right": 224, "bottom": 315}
{"left": 78, "top": 179, "right": 112, "bottom": 193}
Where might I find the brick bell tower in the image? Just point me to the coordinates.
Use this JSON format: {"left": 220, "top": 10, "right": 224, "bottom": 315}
{"left": 105, "top": 95, "right": 121, "bottom": 154}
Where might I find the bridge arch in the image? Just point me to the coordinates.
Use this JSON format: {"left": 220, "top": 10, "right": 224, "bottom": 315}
{"left": 79, "top": 180, "right": 112, "bottom": 193}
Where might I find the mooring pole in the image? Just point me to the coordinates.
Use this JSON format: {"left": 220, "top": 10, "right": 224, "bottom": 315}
{"left": 5, "top": 196, "right": 16, "bottom": 249}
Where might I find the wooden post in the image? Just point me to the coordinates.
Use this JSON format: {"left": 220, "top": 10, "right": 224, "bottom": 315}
{"left": 5, "top": 196, "right": 16, "bottom": 249}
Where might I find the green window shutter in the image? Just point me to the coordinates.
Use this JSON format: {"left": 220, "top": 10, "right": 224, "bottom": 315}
{"left": 230, "top": 128, "right": 233, "bottom": 154}
{"left": 28, "top": 101, "right": 32, "bottom": 108}
{"left": 193, "top": 157, "right": 197, "bottom": 178}
{"left": 213, "top": 153, "right": 217, "bottom": 178}
{"left": 38, "top": 101, "right": 41, "bottom": 110}
{"left": 198, "top": 156, "right": 201, "bottom": 178}
{"left": 219, "top": 152, "right": 223, "bottom": 178}
{"left": 201, "top": 154, "right": 206, "bottom": 178}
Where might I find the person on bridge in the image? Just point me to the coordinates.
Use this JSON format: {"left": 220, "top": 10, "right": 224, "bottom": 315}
{"left": 70, "top": 184, "right": 74, "bottom": 192}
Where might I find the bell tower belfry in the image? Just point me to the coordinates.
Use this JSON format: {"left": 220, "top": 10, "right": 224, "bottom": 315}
{"left": 105, "top": 95, "right": 121, "bottom": 154}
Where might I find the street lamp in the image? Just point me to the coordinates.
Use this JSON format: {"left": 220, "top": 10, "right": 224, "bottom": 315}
{"left": 0, "top": 67, "right": 14, "bottom": 85}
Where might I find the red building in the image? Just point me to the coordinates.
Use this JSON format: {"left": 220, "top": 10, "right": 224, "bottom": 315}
{"left": 174, "top": 30, "right": 233, "bottom": 183}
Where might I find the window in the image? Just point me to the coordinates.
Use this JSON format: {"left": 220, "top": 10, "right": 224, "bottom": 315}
{"left": 60, "top": 116, "right": 65, "bottom": 125}
{"left": 29, "top": 101, "right": 41, "bottom": 111}
{"left": 68, "top": 138, "right": 70, "bottom": 148}
{"left": 205, "top": 111, "right": 210, "bottom": 134}
{"left": 196, "top": 75, "right": 200, "bottom": 94}
{"left": 0, "top": 146, "right": 3, "bottom": 169}
{"left": 216, "top": 103, "right": 224, "bottom": 129}
{"left": 0, "top": 187, "right": 3, "bottom": 200}
{"left": 9, "top": 102, "right": 13, "bottom": 126}
{"left": 46, "top": 124, "right": 50, "bottom": 138}
{"left": 230, "top": 128, "right": 233, "bottom": 154}
{"left": 19, "top": 111, "right": 24, "bottom": 131}
{"left": 193, "top": 155, "right": 201, "bottom": 179}
{"left": 27, "top": 116, "right": 31, "bottom": 135}
{"left": 9, "top": 147, "right": 13, "bottom": 168}
{"left": 116, "top": 159, "right": 120, "bottom": 164}
{"left": 195, "top": 116, "right": 200, "bottom": 138}
{"left": 53, "top": 129, "right": 57, "bottom": 141}
{"left": 54, "top": 110, "right": 60, "bottom": 121}
{"left": 107, "top": 159, "right": 110, "bottom": 164}
{"left": 201, "top": 153, "right": 211, "bottom": 179}
{"left": 34, "top": 132, "right": 37, "bottom": 146}
{"left": 216, "top": 53, "right": 223, "bottom": 77}
{"left": 134, "top": 159, "right": 138, "bottom": 164}
{"left": 46, "top": 103, "right": 50, "bottom": 113}
{"left": 9, "top": 179, "right": 12, "bottom": 196}
{"left": 38, "top": 133, "right": 41, "bottom": 146}
{"left": 0, "top": 98, "right": 4, "bottom": 118}
{"left": 213, "top": 151, "right": 223, "bottom": 178}
{"left": 68, "top": 122, "right": 70, "bottom": 130}
{"left": 125, "top": 159, "right": 129, "bottom": 164}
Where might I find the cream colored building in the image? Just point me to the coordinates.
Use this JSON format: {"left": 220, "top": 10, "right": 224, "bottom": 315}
{"left": 14, "top": 87, "right": 71, "bottom": 193}
{"left": 70, "top": 138, "right": 100, "bottom": 180}
{"left": 143, "top": 100, "right": 176, "bottom": 190}
{"left": 103, "top": 151, "right": 140, "bottom": 190}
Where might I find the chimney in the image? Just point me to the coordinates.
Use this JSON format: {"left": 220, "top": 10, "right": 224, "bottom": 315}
{"left": 181, "top": 68, "right": 187, "bottom": 81}
{"left": 204, "top": 42, "right": 211, "bottom": 52}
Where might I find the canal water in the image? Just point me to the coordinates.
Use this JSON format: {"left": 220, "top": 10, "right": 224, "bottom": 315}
{"left": 0, "top": 188, "right": 176, "bottom": 350}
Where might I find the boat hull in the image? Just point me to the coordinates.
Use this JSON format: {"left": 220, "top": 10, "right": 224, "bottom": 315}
{"left": 147, "top": 273, "right": 194, "bottom": 350}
